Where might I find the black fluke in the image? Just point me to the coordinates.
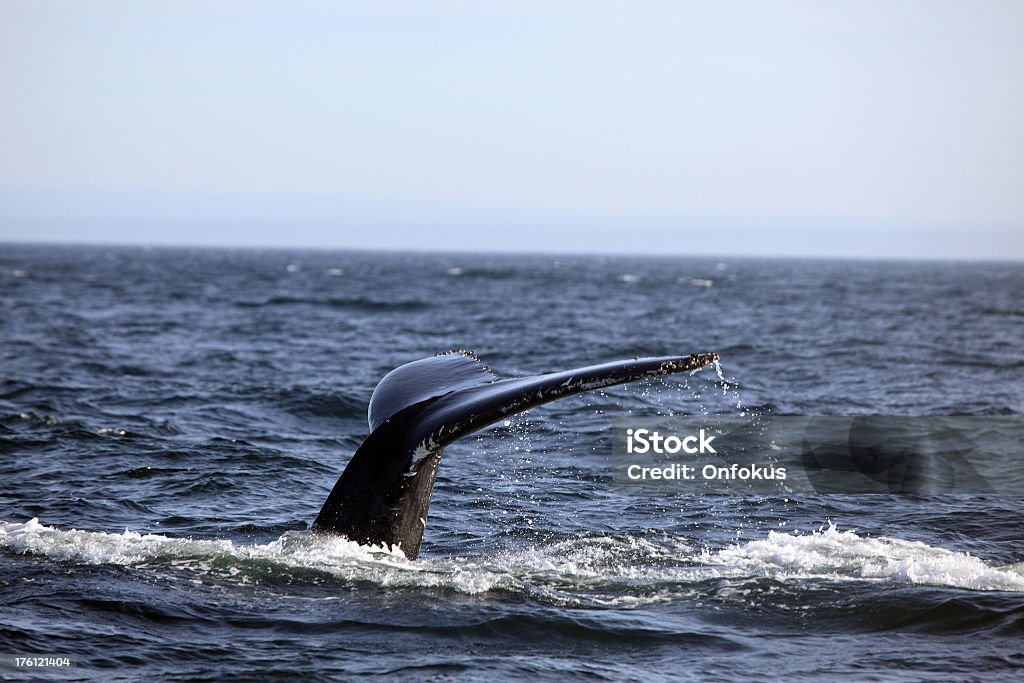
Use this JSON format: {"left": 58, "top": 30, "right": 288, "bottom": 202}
{"left": 313, "top": 350, "right": 719, "bottom": 558}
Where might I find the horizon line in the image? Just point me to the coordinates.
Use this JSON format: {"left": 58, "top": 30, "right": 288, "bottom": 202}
{"left": 3, "top": 237, "right": 1022, "bottom": 265}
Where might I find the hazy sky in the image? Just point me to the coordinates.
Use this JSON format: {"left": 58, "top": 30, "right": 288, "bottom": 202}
{"left": 1, "top": 1, "right": 1022, "bottom": 258}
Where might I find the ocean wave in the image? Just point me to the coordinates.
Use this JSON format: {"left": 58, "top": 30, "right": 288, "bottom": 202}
{"left": 442, "top": 266, "right": 525, "bottom": 280}
{"left": 2, "top": 519, "right": 1021, "bottom": 607}
{"left": 234, "top": 295, "right": 430, "bottom": 312}
{"left": 708, "top": 522, "right": 1024, "bottom": 592}
{"left": 272, "top": 386, "right": 366, "bottom": 420}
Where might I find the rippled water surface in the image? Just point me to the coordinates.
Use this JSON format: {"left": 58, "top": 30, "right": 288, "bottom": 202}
{"left": 1, "top": 245, "right": 1022, "bottom": 681}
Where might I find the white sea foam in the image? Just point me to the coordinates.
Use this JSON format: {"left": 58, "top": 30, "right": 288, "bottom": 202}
{"left": 0, "top": 517, "right": 409, "bottom": 578}
{"left": 706, "top": 522, "right": 1024, "bottom": 591}
{"left": 2, "top": 518, "right": 1021, "bottom": 602}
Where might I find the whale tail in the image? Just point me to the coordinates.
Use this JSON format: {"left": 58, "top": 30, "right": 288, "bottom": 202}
{"left": 313, "top": 350, "right": 719, "bottom": 558}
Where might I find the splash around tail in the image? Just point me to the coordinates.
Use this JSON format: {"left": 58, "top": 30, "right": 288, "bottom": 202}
{"left": 313, "top": 351, "right": 719, "bottom": 558}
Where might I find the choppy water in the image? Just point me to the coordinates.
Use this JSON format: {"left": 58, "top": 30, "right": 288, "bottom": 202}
{"left": 1, "top": 244, "right": 1022, "bottom": 681}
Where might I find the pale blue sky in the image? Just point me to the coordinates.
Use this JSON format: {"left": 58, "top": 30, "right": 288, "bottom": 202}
{"left": 1, "top": 1, "right": 1022, "bottom": 258}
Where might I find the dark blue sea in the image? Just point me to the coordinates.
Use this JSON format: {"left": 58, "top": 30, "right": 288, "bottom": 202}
{"left": 1, "top": 244, "right": 1022, "bottom": 681}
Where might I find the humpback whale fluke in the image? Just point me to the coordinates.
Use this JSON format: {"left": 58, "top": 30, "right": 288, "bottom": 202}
{"left": 313, "top": 350, "right": 719, "bottom": 558}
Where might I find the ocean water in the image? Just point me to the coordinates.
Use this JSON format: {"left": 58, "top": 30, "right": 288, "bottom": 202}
{"left": 1, "top": 244, "right": 1022, "bottom": 681}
